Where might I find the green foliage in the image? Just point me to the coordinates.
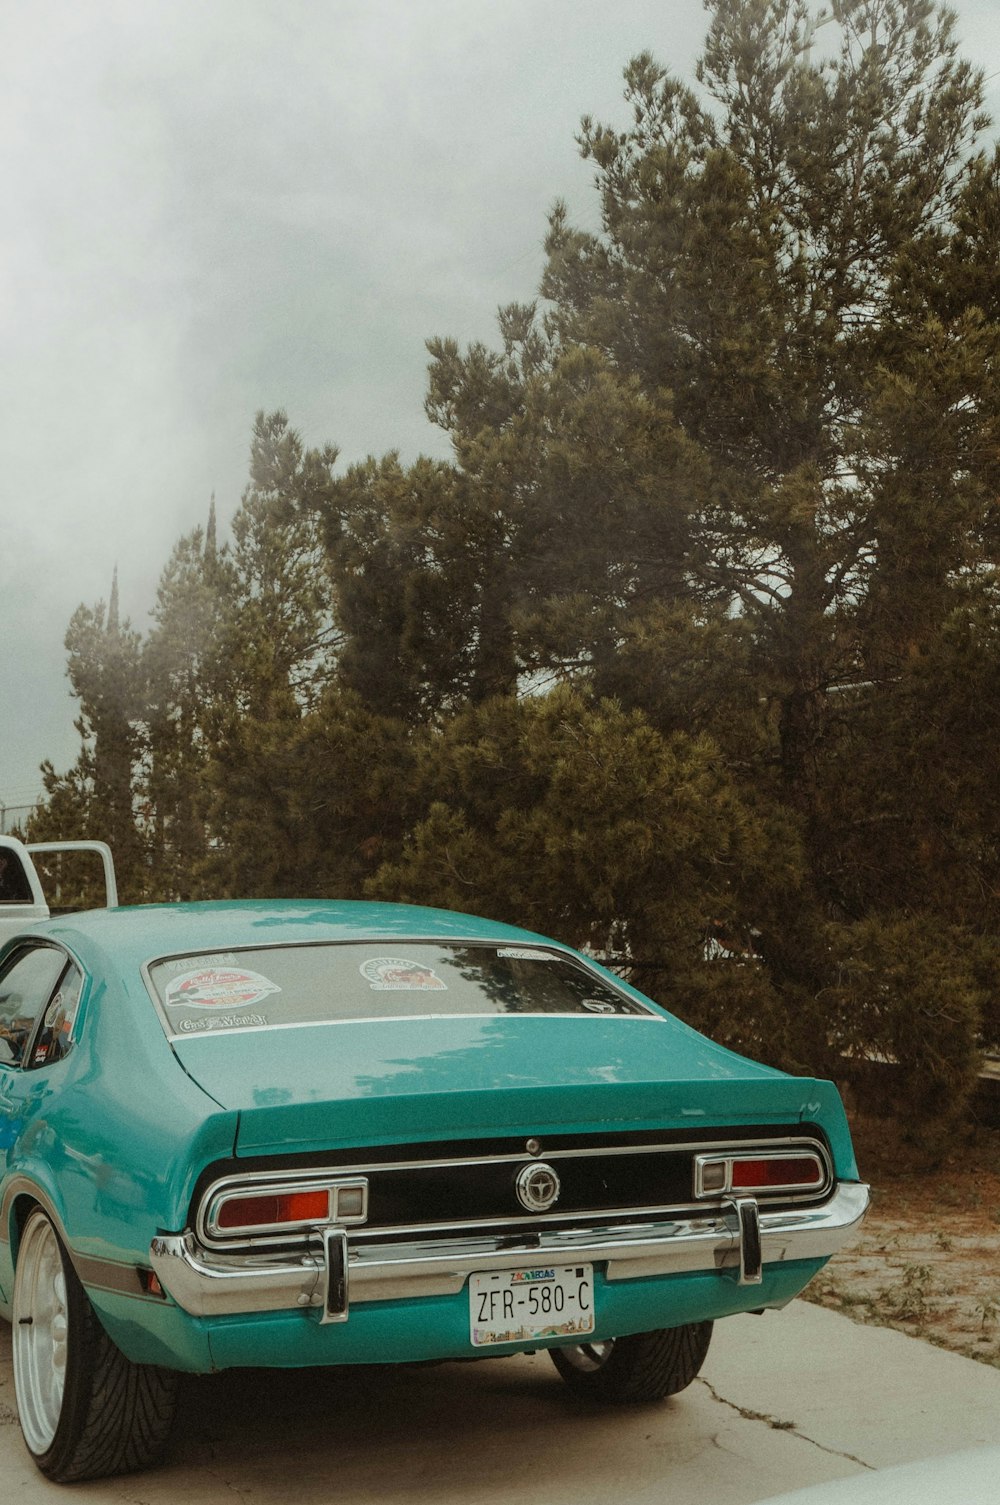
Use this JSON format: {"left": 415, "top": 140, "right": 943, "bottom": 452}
{"left": 29, "top": 584, "right": 147, "bottom": 903}
{"left": 314, "top": 452, "right": 516, "bottom": 718}
{"left": 224, "top": 411, "right": 338, "bottom": 720}
{"left": 143, "top": 515, "right": 228, "bottom": 900}
{"left": 531, "top": 0, "right": 992, "bottom": 796}
{"left": 30, "top": 2, "right": 1000, "bottom": 1136}
{"left": 369, "top": 686, "right": 807, "bottom": 1051}
{"left": 371, "top": 688, "right": 730, "bottom": 934}
{"left": 202, "top": 686, "right": 413, "bottom": 900}
{"left": 415, "top": 0, "right": 1000, "bottom": 1127}
{"left": 820, "top": 914, "right": 986, "bottom": 1138}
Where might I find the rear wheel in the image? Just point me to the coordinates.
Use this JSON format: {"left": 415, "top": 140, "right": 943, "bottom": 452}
{"left": 12, "top": 1207, "right": 180, "bottom": 1482}
{"left": 549, "top": 1322, "right": 713, "bottom": 1403}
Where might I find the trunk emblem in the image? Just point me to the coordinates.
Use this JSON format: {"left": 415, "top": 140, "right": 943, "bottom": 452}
{"left": 515, "top": 1162, "right": 561, "bottom": 1212}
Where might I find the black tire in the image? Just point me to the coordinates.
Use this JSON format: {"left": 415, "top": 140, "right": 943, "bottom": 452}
{"left": 549, "top": 1321, "right": 713, "bottom": 1403}
{"left": 12, "top": 1206, "right": 180, "bottom": 1482}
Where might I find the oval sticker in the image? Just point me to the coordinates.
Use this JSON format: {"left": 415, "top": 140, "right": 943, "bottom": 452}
{"left": 164, "top": 967, "right": 281, "bottom": 1010}
{"left": 359, "top": 957, "right": 447, "bottom": 991}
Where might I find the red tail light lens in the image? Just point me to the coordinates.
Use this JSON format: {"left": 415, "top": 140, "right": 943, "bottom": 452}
{"left": 217, "top": 1189, "right": 330, "bottom": 1230}
{"left": 731, "top": 1156, "right": 824, "bottom": 1190}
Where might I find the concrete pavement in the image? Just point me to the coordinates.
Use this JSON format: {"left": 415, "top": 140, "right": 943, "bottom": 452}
{"left": 0, "top": 1301, "right": 998, "bottom": 1502}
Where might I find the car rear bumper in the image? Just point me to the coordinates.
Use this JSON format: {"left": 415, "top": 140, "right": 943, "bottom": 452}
{"left": 149, "top": 1179, "right": 869, "bottom": 1321}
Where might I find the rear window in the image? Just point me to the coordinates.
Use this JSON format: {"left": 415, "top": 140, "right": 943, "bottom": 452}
{"left": 0, "top": 849, "right": 33, "bottom": 904}
{"left": 146, "top": 942, "right": 653, "bottom": 1038}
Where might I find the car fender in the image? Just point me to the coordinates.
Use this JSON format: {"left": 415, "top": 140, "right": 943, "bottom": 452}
{"left": 0, "top": 1172, "right": 80, "bottom": 1316}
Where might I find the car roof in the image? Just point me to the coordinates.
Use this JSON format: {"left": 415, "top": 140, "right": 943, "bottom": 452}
{"left": 4, "top": 899, "right": 569, "bottom": 976}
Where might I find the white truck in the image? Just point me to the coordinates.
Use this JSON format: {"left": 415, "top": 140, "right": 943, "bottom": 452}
{"left": 0, "top": 835, "right": 117, "bottom": 947}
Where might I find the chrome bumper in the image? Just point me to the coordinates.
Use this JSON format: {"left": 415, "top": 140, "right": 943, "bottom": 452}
{"left": 150, "top": 1180, "right": 868, "bottom": 1322}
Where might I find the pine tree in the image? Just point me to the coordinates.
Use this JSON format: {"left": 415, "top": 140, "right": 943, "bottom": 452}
{"left": 30, "top": 573, "right": 146, "bottom": 901}
{"left": 143, "top": 504, "right": 232, "bottom": 899}
{"left": 417, "top": 0, "right": 1000, "bottom": 1114}
{"left": 198, "top": 412, "right": 344, "bottom": 893}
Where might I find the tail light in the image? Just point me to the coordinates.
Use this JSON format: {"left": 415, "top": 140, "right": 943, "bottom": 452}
{"left": 204, "top": 1177, "right": 369, "bottom": 1239}
{"left": 217, "top": 1188, "right": 331, "bottom": 1230}
{"left": 694, "top": 1148, "right": 827, "bottom": 1199}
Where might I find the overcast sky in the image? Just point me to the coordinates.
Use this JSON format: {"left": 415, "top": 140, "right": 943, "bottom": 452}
{"left": 3, "top": 0, "right": 1000, "bottom": 819}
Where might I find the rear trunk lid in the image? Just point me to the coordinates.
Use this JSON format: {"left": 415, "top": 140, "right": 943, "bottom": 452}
{"left": 170, "top": 1013, "right": 824, "bottom": 1156}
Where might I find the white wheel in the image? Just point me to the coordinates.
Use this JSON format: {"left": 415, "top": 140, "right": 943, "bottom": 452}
{"left": 12, "top": 1210, "right": 69, "bottom": 1454}
{"left": 12, "top": 1207, "right": 179, "bottom": 1481}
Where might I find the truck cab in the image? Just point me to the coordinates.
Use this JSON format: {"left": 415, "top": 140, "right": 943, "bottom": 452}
{"left": 0, "top": 836, "right": 117, "bottom": 946}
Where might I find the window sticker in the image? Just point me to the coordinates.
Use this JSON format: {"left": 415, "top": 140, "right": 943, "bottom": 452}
{"left": 580, "top": 998, "right": 619, "bottom": 1015}
{"left": 45, "top": 993, "right": 70, "bottom": 1029}
{"left": 164, "top": 968, "right": 281, "bottom": 1010}
{"left": 162, "top": 952, "right": 239, "bottom": 973}
{"left": 495, "top": 947, "right": 554, "bottom": 962}
{"left": 359, "top": 957, "right": 447, "bottom": 991}
{"left": 45, "top": 971, "right": 82, "bottom": 1038}
{"left": 30, "top": 973, "right": 83, "bottom": 1068}
{"left": 177, "top": 1012, "right": 268, "bottom": 1034}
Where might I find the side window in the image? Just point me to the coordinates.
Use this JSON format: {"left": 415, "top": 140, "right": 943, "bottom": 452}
{"left": 0, "top": 947, "right": 68, "bottom": 1066}
{"left": 26, "top": 963, "right": 84, "bottom": 1070}
{"left": 0, "top": 850, "right": 33, "bottom": 904}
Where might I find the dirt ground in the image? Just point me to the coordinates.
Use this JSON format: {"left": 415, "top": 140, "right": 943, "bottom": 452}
{"left": 805, "top": 1115, "right": 1000, "bottom": 1368}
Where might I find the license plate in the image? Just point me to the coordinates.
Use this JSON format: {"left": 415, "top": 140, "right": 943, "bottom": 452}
{"left": 469, "top": 1263, "right": 595, "bottom": 1347}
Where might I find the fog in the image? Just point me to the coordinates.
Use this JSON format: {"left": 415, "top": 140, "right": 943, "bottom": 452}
{"left": 3, "top": 0, "right": 999, "bottom": 819}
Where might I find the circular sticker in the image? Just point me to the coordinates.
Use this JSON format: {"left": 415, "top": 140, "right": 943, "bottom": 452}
{"left": 164, "top": 967, "right": 281, "bottom": 1010}
{"left": 359, "top": 957, "right": 447, "bottom": 992}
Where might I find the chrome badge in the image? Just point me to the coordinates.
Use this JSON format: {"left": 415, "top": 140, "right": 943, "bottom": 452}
{"left": 515, "top": 1161, "right": 561, "bottom": 1212}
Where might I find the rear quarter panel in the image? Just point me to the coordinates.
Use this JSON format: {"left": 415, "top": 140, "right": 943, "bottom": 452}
{"left": 0, "top": 939, "right": 237, "bottom": 1315}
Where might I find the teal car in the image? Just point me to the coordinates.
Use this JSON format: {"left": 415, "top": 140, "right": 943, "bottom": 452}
{"left": 0, "top": 901, "right": 868, "bottom": 1482}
